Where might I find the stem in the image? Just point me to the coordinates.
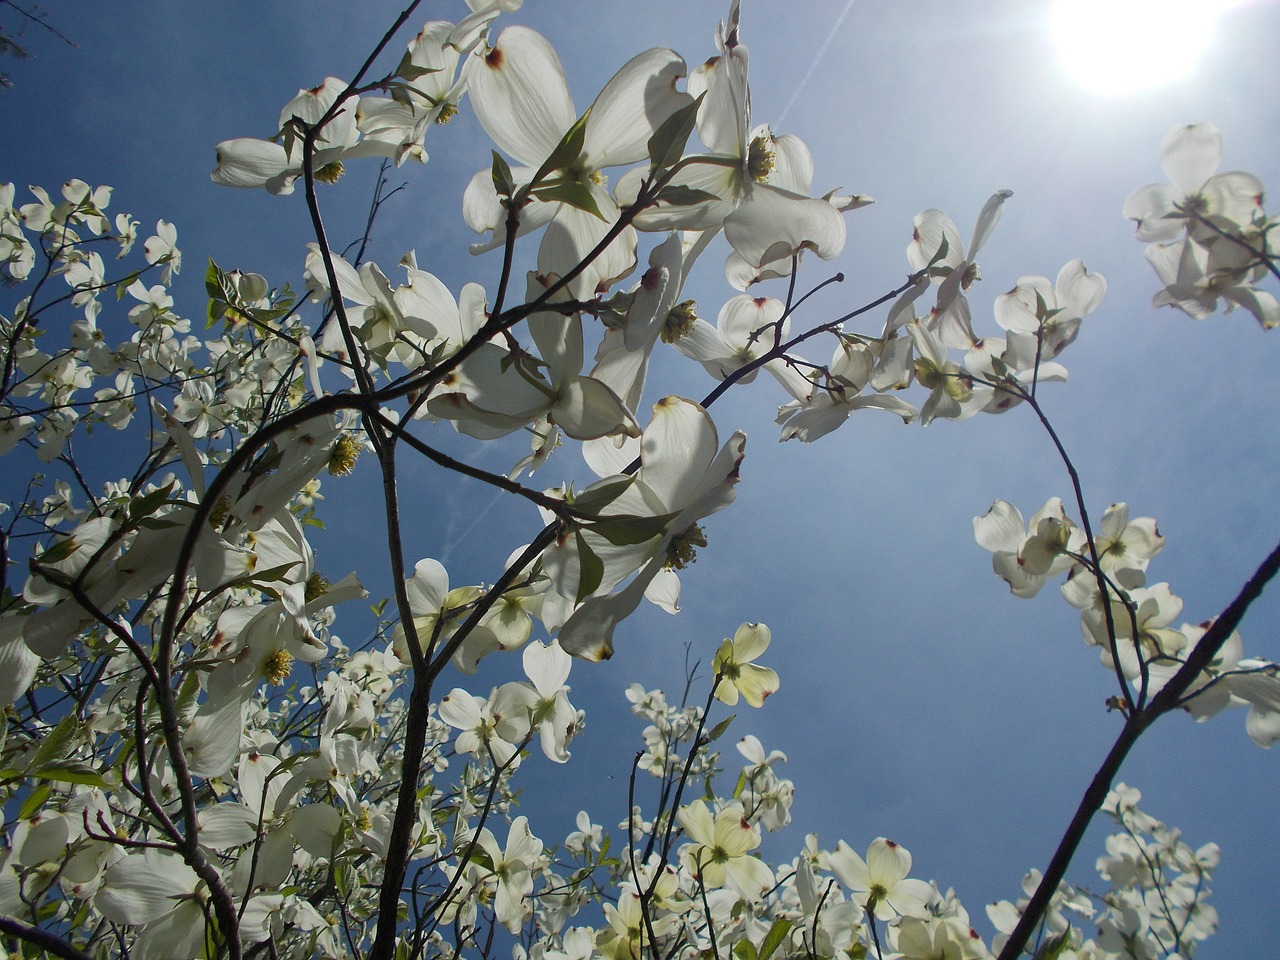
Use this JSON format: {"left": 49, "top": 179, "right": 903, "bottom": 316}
{"left": 1019, "top": 389, "right": 1134, "bottom": 713}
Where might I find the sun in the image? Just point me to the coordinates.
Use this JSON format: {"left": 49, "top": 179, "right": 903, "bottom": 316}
{"left": 1051, "top": 0, "right": 1233, "bottom": 96}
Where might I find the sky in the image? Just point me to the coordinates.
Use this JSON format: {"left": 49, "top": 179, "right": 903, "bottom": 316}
{"left": 3, "top": 0, "right": 1279, "bottom": 955}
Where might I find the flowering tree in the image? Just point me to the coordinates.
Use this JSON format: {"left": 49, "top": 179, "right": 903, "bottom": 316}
{"left": 1, "top": 3, "right": 1277, "bottom": 959}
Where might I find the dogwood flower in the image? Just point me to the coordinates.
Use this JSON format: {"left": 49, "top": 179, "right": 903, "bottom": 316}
{"left": 617, "top": 1, "right": 846, "bottom": 281}
{"left": 907, "top": 191, "right": 1012, "bottom": 349}
{"left": 993, "top": 259, "right": 1106, "bottom": 360}
{"left": 777, "top": 336, "right": 917, "bottom": 442}
{"left": 973, "top": 498, "right": 1078, "bottom": 599}
{"left": 674, "top": 294, "right": 807, "bottom": 397}
{"left": 677, "top": 800, "right": 773, "bottom": 898}
{"left": 475, "top": 816, "right": 545, "bottom": 932}
{"left": 212, "top": 78, "right": 389, "bottom": 195}
{"left": 461, "top": 26, "right": 690, "bottom": 296}
{"left": 521, "top": 640, "right": 580, "bottom": 762}
{"left": 438, "top": 682, "right": 535, "bottom": 767}
{"left": 1143, "top": 233, "right": 1280, "bottom": 328}
{"left": 547, "top": 397, "right": 746, "bottom": 660}
{"left": 829, "top": 838, "right": 934, "bottom": 921}
{"left": 1123, "top": 122, "right": 1264, "bottom": 243}
{"left": 712, "top": 621, "right": 778, "bottom": 707}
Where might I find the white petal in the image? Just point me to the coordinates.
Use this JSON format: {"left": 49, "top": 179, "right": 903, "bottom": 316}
{"left": 584, "top": 48, "right": 692, "bottom": 169}
{"left": 1159, "top": 122, "right": 1220, "bottom": 196}
{"left": 724, "top": 183, "right": 846, "bottom": 269}
{"left": 967, "top": 189, "right": 1013, "bottom": 258}
{"left": 552, "top": 375, "right": 638, "bottom": 440}
{"left": 465, "top": 26, "right": 576, "bottom": 165}
{"left": 973, "top": 501, "right": 1025, "bottom": 553}
{"left": 638, "top": 397, "right": 719, "bottom": 508}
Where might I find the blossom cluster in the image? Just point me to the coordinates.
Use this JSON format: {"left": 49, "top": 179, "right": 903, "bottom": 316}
{"left": 1124, "top": 122, "right": 1277, "bottom": 329}
{"left": 974, "top": 494, "right": 1280, "bottom": 744}
{"left": 988, "top": 784, "right": 1219, "bottom": 959}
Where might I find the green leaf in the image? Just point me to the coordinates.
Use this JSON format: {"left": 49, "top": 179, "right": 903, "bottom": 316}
{"left": 491, "top": 150, "right": 515, "bottom": 198}
{"left": 647, "top": 93, "right": 704, "bottom": 172}
{"left": 706, "top": 714, "right": 735, "bottom": 743}
{"left": 33, "top": 536, "right": 79, "bottom": 566}
{"left": 529, "top": 108, "right": 591, "bottom": 189}
{"left": 113, "top": 271, "right": 141, "bottom": 299}
{"left": 758, "top": 918, "right": 795, "bottom": 960}
{"left": 655, "top": 184, "right": 720, "bottom": 207}
{"left": 1034, "top": 289, "right": 1050, "bottom": 323}
{"left": 589, "top": 512, "right": 674, "bottom": 546}
{"left": 927, "top": 236, "right": 950, "bottom": 269}
{"left": 574, "top": 533, "right": 604, "bottom": 604}
{"left": 204, "top": 257, "right": 224, "bottom": 301}
{"left": 399, "top": 64, "right": 441, "bottom": 82}
{"left": 530, "top": 180, "right": 605, "bottom": 221}
{"left": 18, "top": 782, "right": 51, "bottom": 821}
{"left": 32, "top": 761, "right": 111, "bottom": 789}
{"left": 570, "top": 476, "right": 633, "bottom": 517}
{"left": 129, "top": 479, "right": 177, "bottom": 521}
{"left": 733, "top": 940, "right": 758, "bottom": 960}
{"left": 175, "top": 669, "right": 202, "bottom": 717}
{"left": 1033, "top": 932, "right": 1073, "bottom": 960}
{"left": 28, "top": 713, "right": 78, "bottom": 772}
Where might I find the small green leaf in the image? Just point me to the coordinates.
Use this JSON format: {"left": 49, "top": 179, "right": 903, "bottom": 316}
{"left": 647, "top": 93, "right": 704, "bottom": 172}
{"left": 129, "top": 479, "right": 177, "bottom": 521}
{"left": 733, "top": 938, "right": 758, "bottom": 960}
{"left": 589, "top": 513, "right": 674, "bottom": 546}
{"left": 927, "top": 236, "right": 950, "bottom": 269}
{"left": 574, "top": 533, "right": 605, "bottom": 604}
{"left": 491, "top": 151, "right": 515, "bottom": 198}
{"left": 1033, "top": 932, "right": 1073, "bottom": 960}
{"left": 18, "top": 783, "right": 51, "bottom": 821}
{"left": 529, "top": 108, "right": 591, "bottom": 188}
{"left": 175, "top": 669, "right": 202, "bottom": 717}
{"left": 570, "top": 476, "right": 634, "bottom": 517}
{"left": 530, "top": 180, "right": 605, "bottom": 221}
{"left": 204, "top": 258, "right": 224, "bottom": 301}
{"left": 33, "top": 536, "right": 79, "bottom": 566}
{"left": 758, "top": 918, "right": 795, "bottom": 960}
{"left": 28, "top": 713, "right": 78, "bottom": 772}
{"left": 32, "top": 761, "right": 111, "bottom": 789}
{"left": 655, "top": 185, "right": 720, "bottom": 207}
{"left": 113, "top": 271, "right": 141, "bottom": 299}
{"left": 250, "top": 562, "right": 305, "bottom": 587}
{"left": 1034, "top": 289, "right": 1051, "bottom": 323}
{"left": 399, "top": 63, "right": 441, "bottom": 82}
{"left": 706, "top": 714, "right": 735, "bottom": 743}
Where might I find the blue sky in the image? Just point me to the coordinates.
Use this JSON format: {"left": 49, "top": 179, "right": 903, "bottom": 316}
{"left": 3, "top": 0, "right": 1279, "bottom": 955}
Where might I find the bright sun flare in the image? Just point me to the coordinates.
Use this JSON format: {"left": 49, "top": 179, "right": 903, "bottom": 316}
{"left": 1051, "top": 0, "right": 1233, "bottom": 95}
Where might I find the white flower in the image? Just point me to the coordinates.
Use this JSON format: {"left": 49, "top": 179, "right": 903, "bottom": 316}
{"left": 828, "top": 837, "right": 934, "bottom": 921}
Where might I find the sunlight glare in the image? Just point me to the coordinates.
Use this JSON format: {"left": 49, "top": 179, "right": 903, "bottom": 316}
{"left": 1051, "top": 0, "right": 1230, "bottom": 95}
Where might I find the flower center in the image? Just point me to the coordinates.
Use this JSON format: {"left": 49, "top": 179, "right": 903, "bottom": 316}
{"left": 661, "top": 299, "right": 699, "bottom": 343}
{"left": 315, "top": 161, "right": 345, "bottom": 185}
{"left": 328, "top": 434, "right": 361, "bottom": 476}
{"left": 305, "top": 572, "right": 329, "bottom": 603}
{"left": 665, "top": 522, "right": 707, "bottom": 570}
{"left": 747, "top": 135, "right": 776, "bottom": 183}
{"left": 263, "top": 648, "right": 294, "bottom": 685}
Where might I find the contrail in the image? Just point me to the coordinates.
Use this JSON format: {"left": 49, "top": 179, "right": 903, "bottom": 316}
{"left": 776, "top": 0, "right": 858, "bottom": 128}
